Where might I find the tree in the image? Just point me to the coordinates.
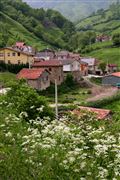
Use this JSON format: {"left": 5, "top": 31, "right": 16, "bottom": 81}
{"left": 65, "top": 73, "right": 75, "bottom": 87}
{"left": 112, "top": 33, "right": 120, "bottom": 46}
{"left": 99, "top": 62, "right": 106, "bottom": 74}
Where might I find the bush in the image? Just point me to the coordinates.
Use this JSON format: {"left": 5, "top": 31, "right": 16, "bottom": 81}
{"left": 4, "top": 80, "right": 54, "bottom": 120}
{"left": 65, "top": 73, "right": 75, "bottom": 87}
{"left": 112, "top": 32, "right": 120, "bottom": 47}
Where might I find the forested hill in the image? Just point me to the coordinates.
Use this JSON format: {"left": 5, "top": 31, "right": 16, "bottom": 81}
{"left": 24, "top": 0, "right": 116, "bottom": 22}
{"left": 76, "top": 2, "right": 120, "bottom": 35}
{"left": 0, "top": 0, "right": 75, "bottom": 50}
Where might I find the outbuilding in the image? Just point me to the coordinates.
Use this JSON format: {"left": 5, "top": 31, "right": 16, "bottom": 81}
{"left": 17, "top": 68, "right": 50, "bottom": 90}
{"left": 102, "top": 72, "right": 120, "bottom": 86}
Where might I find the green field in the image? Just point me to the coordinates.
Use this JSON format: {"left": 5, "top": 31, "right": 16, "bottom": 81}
{"left": 76, "top": 7, "right": 120, "bottom": 35}
{"left": 0, "top": 72, "right": 16, "bottom": 87}
{"left": 86, "top": 47, "right": 120, "bottom": 66}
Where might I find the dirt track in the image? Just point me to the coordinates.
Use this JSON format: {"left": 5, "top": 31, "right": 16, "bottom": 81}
{"left": 87, "top": 86, "right": 118, "bottom": 102}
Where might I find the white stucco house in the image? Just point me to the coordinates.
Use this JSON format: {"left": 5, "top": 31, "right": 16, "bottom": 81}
{"left": 60, "top": 59, "right": 81, "bottom": 81}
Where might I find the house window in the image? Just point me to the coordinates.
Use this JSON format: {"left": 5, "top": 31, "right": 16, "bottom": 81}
{"left": 7, "top": 53, "right": 10, "bottom": 56}
{"left": 0, "top": 53, "right": 4, "bottom": 57}
{"left": 12, "top": 52, "right": 16, "bottom": 56}
{"left": 18, "top": 60, "right": 21, "bottom": 64}
{"left": 8, "top": 60, "right": 11, "bottom": 64}
{"left": 18, "top": 52, "right": 20, "bottom": 56}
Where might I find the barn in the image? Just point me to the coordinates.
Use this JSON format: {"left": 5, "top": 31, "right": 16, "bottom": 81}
{"left": 102, "top": 72, "right": 120, "bottom": 86}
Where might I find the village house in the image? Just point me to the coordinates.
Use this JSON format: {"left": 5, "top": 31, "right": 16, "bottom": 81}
{"left": 102, "top": 72, "right": 120, "bottom": 86}
{"left": 69, "top": 52, "right": 81, "bottom": 60}
{"left": 56, "top": 50, "right": 70, "bottom": 60}
{"left": 79, "top": 61, "right": 88, "bottom": 76}
{"left": 60, "top": 59, "right": 81, "bottom": 81}
{"left": 72, "top": 106, "right": 111, "bottom": 120}
{"left": 81, "top": 58, "right": 101, "bottom": 75}
{"left": 107, "top": 64, "right": 118, "bottom": 73}
{"left": 56, "top": 51, "right": 81, "bottom": 61}
{"left": 0, "top": 47, "right": 34, "bottom": 65}
{"left": 96, "top": 35, "right": 111, "bottom": 42}
{"left": 13, "top": 42, "right": 36, "bottom": 54}
{"left": 35, "top": 49, "right": 56, "bottom": 61}
{"left": 32, "top": 60, "right": 64, "bottom": 85}
{"left": 17, "top": 68, "right": 50, "bottom": 90}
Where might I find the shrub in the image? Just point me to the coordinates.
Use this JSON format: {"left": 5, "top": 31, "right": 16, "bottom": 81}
{"left": 65, "top": 73, "right": 75, "bottom": 87}
{"left": 4, "top": 80, "right": 54, "bottom": 120}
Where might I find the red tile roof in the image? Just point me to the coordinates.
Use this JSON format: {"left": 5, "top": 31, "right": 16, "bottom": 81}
{"left": 108, "top": 64, "right": 117, "bottom": 67}
{"left": 17, "top": 68, "right": 47, "bottom": 80}
{"left": 15, "top": 42, "right": 25, "bottom": 48}
{"left": 32, "top": 60, "right": 62, "bottom": 67}
{"left": 111, "top": 72, "right": 120, "bottom": 77}
{"left": 72, "top": 106, "right": 111, "bottom": 120}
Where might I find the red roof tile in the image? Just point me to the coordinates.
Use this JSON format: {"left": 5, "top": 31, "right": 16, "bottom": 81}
{"left": 16, "top": 42, "right": 25, "bottom": 48}
{"left": 111, "top": 72, "right": 120, "bottom": 77}
{"left": 72, "top": 106, "right": 111, "bottom": 120}
{"left": 108, "top": 64, "right": 117, "bottom": 67}
{"left": 17, "top": 68, "right": 47, "bottom": 80}
{"left": 32, "top": 60, "right": 62, "bottom": 67}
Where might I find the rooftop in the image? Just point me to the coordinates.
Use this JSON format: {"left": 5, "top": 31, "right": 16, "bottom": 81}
{"left": 17, "top": 68, "right": 47, "bottom": 80}
{"left": 60, "top": 59, "right": 79, "bottom": 65}
{"left": 111, "top": 72, "right": 120, "bottom": 77}
{"left": 1, "top": 47, "right": 34, "bottom": 56}
{"left": 108, "top": 64, "right": 118, "bottom": 67}
{"left": 72, "top": 106, "right": 111, "bottom": 120}
{"left": 81, "top": 58, "right": 96, "bottom": 66}
{"left": 32, "top": 60, "right": 63, "bottom": 67}
{"left": 15, "top": 42, "right": 25, "bottom": 48}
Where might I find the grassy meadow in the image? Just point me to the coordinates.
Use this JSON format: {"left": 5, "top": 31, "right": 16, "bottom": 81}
{"left": 86, "top": 47, "right": 120, "bottom": 66}
{"left": 0, "top": 72, "right": 16, "bottom": 87}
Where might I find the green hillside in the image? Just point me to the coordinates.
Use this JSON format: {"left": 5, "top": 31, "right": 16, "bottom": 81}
{"left": 0, "top": 0, "right": 75, "bottom": 50}
{"left": 0, "top": 12, "right": 48, "bottom": 50}
{"left": 86, "top": 47, "right": 120, "bottom": 66}
{"left": 76, "top": 2, "right": 120, "bottom": 35}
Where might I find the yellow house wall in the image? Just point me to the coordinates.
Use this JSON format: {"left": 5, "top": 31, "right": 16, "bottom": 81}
{"left": 0, "top": 49, "right": 33, "bottom": 64}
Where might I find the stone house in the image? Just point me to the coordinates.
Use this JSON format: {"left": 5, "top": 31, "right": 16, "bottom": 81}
{"left": 32, "top": 60, "right": 64, "bottom": 85}
{"left": 35, "top": 49, "right": 56, "bottom": 61}
{"left": 56, "top": 50, "right": 70, "bottom": 60}
{"left": 17, "top": 68, "right": 50, "bottom": 90}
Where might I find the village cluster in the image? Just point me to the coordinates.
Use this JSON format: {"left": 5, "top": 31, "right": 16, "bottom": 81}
{"left": 0, "top": 41, "right": 119, "bottom": 91}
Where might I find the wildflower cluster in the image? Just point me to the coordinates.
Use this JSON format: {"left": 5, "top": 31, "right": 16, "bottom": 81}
{"left": 0, "top": 107, "right": 120, "bottom": 179}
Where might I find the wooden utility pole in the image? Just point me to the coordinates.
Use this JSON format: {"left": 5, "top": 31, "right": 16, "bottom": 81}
{"left": 55, "top": 79, "right": 58, "bottom": 120}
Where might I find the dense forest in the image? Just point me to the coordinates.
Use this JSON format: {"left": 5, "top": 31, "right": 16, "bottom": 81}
{"left": 0, "top": 0, "right": 75, "bottom": 50}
